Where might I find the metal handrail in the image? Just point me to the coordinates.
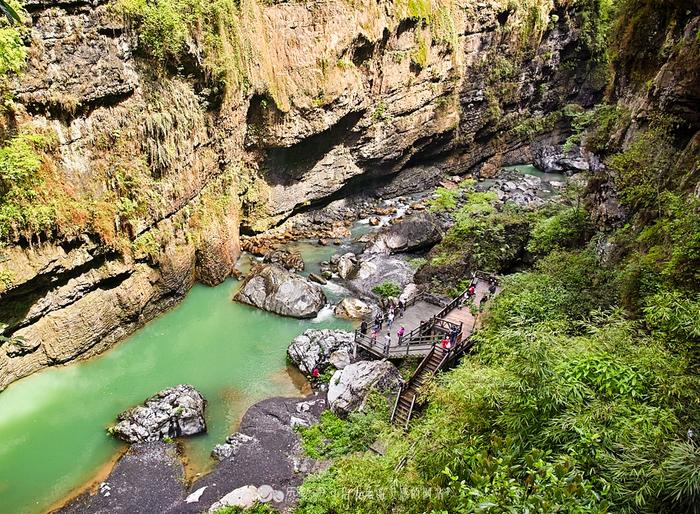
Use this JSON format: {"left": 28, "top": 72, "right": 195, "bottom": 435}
{"left": 354, "top": 274, "right": 482, "bottom": 359}
{"left": 390, "top": 388, "right": 401, "bottom": 423}
{"left": 405, "top": 394, "right": 416, "bottom": 431}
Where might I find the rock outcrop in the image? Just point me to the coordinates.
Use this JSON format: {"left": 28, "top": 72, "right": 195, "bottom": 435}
{"left": 334, "top": 297, "right": 372, "bottom": 320}
{"left": 348, "top": 253, "right": 415, "bottom": 297}
{"left": 233, "top": 264, "right": 326, "bottom": 319}
{"left": 336, "top": 253, "right": 358, "bottom": 280}
{"left": 110, "top": 385, "right": 207, "bottom": 444}
{"left": 263, "top": 249, "right": 305, "bottom": 272}
{"left": 328, "top": 360, "right": 403, "bottom": 416}
{"left": 287, "top": 329, "right": 355, "bottom": 375}
{"left": 366, "top": 212, "right": 443, "bottom": 254}
{"left": 56, "top": 442, "right": 185, "bottom": 514}
{"left": 184, "top": 396, "right": 327, "bottom": 514}
{"left": 59, "top": 395, "right": 326, "bottom": 514}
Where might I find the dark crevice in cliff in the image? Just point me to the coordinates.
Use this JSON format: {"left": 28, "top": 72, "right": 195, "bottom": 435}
{"left": 260, "top": 110, "right": 365, "bottom": 184}
{"left": 0, "top": 251, "right": 124, "bottom": 333}
{"left": 23, "top": 89, "right": 135, "bottom": 121}
{"left": 266, "top": 129, "right": 460, "bottom": 228}
{"left": 350, "top": 34, "right": 375, "bottom": 66}
{"left": 23, "top": 0, "right": 107, "bottom": 14}
{"left": 402, "top": 130, "right": 458, "bottom": 169}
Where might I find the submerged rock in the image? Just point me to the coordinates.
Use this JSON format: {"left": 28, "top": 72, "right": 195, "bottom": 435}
{"left": 328, "top": 360, "right": 403, "bottom": 416}
{"left": 334, "top": 297, "right": 372, "bottom": 319}
{"left": 287, "top": 329, "right": 355, "bottom": 375}
{"left": 308, "top": 273, "right": 327, "bottom": 285}
{"left": 233, "top": 264, "right": 326, "bottom": 318}
{"left": 110, "top": 384, "right": 207, "bottom": 444}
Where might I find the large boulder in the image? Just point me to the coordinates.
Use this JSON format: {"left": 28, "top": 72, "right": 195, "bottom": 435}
{"left": 110, "top": 385, "right": 207, "bottom": 443}
{"left": 233, "top": 264, "right": 326, "bottom": 318}
{"left": 328, "top": 360, "right": 403, "bottom": 416}
{"left": 287, "top": 329, "right": 355, "bottom": 375}
{"left": 533, "top": 143, "right": 591, "bottom": 175}
{"left": 334, "top": 297, "right": 372, "bottom": 320}
{"left": 366, "top": 212, "right": 443, "bottom": 254}
{"left": 336, "top": 252, "right": 358, "bottom": 279}
{"left": 348, "top": 253, "right": 415, "bottom": 297}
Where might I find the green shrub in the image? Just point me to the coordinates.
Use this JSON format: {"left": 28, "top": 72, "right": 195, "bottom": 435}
{"left": 0, "top": 132, "right": 59, "bottom": 242}
{"left": 297, "top": 394, "right": 388, "bottom": 459}
{"left": 372, "top": 281, "right": 402, "bottom": 298}
{"left": 427, "top": 186, "right": 458, "bottom": 212}
{"left": 527, "top": 207, "right": 589, "bottom": 254}
{"left": 411, "top": 32, "right": 429, "bottom": 69}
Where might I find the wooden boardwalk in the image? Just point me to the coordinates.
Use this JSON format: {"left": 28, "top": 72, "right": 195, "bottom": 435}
{"left": 354, "top": 274, "right": 496, "bottom": 360}
{"left": 381, "top": 273, "right": 499, "bottom": 428}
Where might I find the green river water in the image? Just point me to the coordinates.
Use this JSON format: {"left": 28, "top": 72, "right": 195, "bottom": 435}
{"left": 0, "top": 244, "right": 351, "bottom": 514}
{"left": 0, "top": 173, "right": 541, "bottom": 514}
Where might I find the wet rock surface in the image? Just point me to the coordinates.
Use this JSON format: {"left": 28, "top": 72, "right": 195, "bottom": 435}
{"left": 233, "top": 264, "right": 326, "bottom": 318}
{"left": 59, "top": 395, "right": 327, "bottom": 514}
{"left": 287, "top": 329, "right": 355, "bottom": 375}
{"left": 110, "top": 385, "right": 207, "bottom": 444}
{"left": 328, "top": 360, "right": 403, "bottom": 416}
{"left": 57, "top": 442, "right": 185, "bottom": 514}
{"left": 179, "top": 395, "right": 327, "bottom": 514}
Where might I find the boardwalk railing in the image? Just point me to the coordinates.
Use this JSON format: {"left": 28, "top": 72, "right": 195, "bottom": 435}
{"left": 354, "top": 274, "right": 478, "bottom": 358}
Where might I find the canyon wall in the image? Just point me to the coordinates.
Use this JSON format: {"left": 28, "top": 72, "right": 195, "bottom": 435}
{"left": 0, "top": 0, "right": 694, "bottom": 389}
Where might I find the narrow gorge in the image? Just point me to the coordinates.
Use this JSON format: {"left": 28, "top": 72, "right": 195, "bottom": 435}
{"left": 0, "top": 0, "right": 698, "bottom": 512}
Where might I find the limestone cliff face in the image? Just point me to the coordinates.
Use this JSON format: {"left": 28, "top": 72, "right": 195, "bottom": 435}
{"left": 0, "top": 0, "right": 611, "bottom": 388}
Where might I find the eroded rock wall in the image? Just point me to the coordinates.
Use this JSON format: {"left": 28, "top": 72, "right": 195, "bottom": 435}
{"left": 0, "top": 0, "right": 605, "bottom": 388}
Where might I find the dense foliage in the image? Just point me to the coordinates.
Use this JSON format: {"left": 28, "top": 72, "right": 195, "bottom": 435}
{"left": 296, "top": 248, "right": 700, "bottom": 513}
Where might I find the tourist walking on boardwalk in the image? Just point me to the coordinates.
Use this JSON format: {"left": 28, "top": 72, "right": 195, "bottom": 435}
{"left": 398, "top": 299, "right": 405, "bottom": 317}
{"left": 441, "top": 334, "right": 450, "bottom": 352}
{"left": 479, "top": 294, "right": 489, "bottom": 312}
{"left": 449, "top": 326, "right": 459, "bottom": 346}
{"left": 371, "top": 326, "right": 379, "bottom": 342}
{"left": 397, "top": 325, "right": 405, "bottom": 345}
{"left": 387, "top": 309, "right": 395, "bottom": 329}
{"left": 384, "top": 332, "right": 391, "bottom": 355}
{"left": 375, "top": 312, "right": 384, "bottom": 330}
{"left": 360, "top": 319, "right": 368, "bottom": 336}
{"left": 489, "top": 278, "right": 497, "bottom": 295}
{"left": 468, "top": 284, "right": 476, "bottom": 298}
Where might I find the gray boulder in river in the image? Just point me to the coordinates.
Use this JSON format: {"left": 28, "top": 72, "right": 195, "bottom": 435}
{"left": 233, "top": 263, "right": 326, "bottom": 318}
{"left": 366, "top": 212, "right": 442, "bottom": 254}
{"left": 287, "top": 329, "right": 355, "bottom": 375}
{"left": 110, "top": 384, "right": 207, "bottom": 443}
{"left": 328, "top": 360, "right": 403, "bottom": 416}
